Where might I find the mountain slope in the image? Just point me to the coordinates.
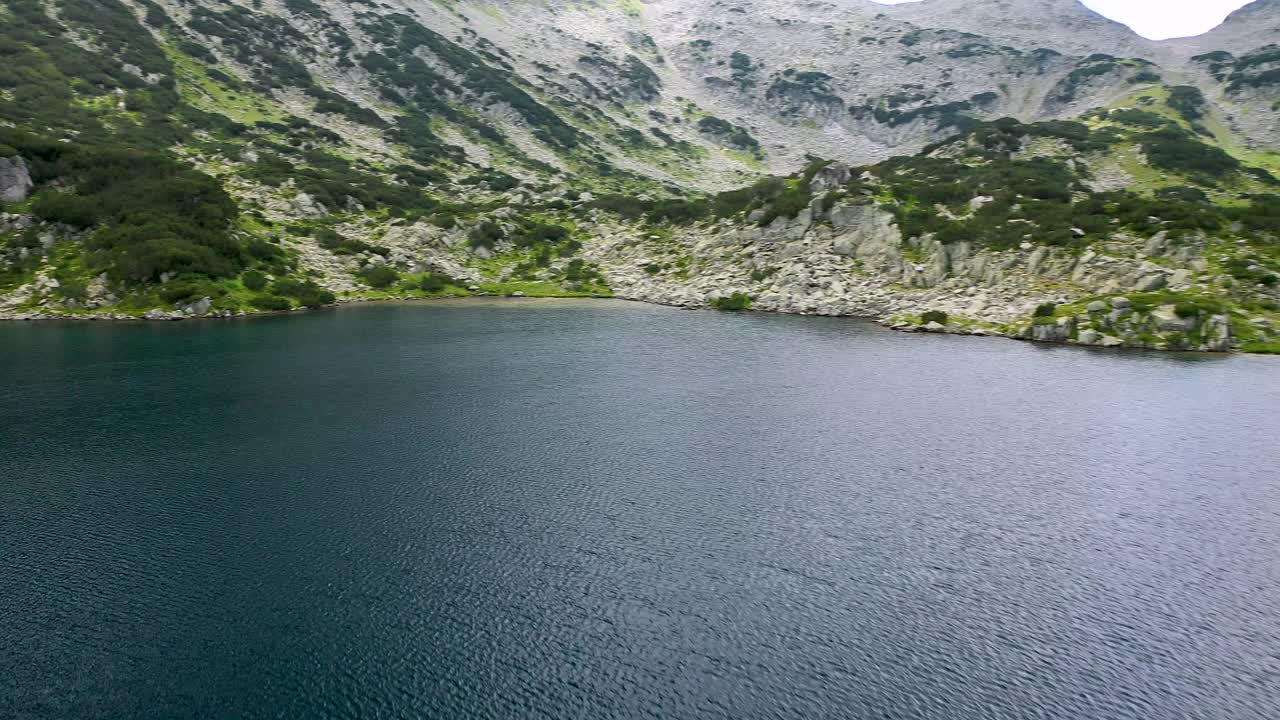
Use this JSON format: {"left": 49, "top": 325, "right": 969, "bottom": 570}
{"left": 0, "top": 0, "right": 1278, "bottom": 352}
{"left": 1167, "top": 0, "right": 1277, "bottom": 57}
{"left": 876, "top": 0, "right": 1164, "bottom": 60}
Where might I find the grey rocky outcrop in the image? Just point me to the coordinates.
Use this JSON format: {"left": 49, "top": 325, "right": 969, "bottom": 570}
{"left": 581, "top": 178, "right": 1259, "bottom": 353}
{"left": 0, "top": 157, "right": 33, "bottom": 203}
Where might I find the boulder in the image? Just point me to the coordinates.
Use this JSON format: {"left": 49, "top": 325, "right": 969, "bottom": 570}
{"left": 0, "top": 156, "right": 34, "bottom": 203}
{"left": 830, "top": 205, "right": 903, "bottom": 263}
{"left": 290, "top": 192, "right": 328, "bottom": 218}
{"left": 1204, "top": 315, "right": 1232, "bottom": 353}
{"left": 1110, "top": 296, "right": 1132, "bottom": 309}
{"left": 968, "top": 196, "right": 995, "bottom": 212}
{"left": 1026, "top": 247, "right": 1050, "bottom": 274}
{"left": 809, "top": 163, "right": 852, "bottom": 192}
{"left": 1168, "top": 268, "right": 1193, "bottom": 290}
{"left": 1151, "top": 305, "right": 1195, "bottom": 332}
{"left": 1077, "top": 329, "right": 1102, "bottom": 345}
{"left": 1087, "top": 301, "right": 1107, "bottom": 313}
{"left": 1134, "top": 274, "right": 1167, "bottom": 292}
{"left": 182, "top": 297, "right": 213, "bottom": 316}
{"left": 1030, "top": 317, "right": 1075, "bottom": 343}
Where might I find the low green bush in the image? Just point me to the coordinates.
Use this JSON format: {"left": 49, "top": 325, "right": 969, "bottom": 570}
{"left": 710, "top": 292, "right": 753, "bottom": 312}
{"left": 250, "top": 294, "right": 292, "bottom": 311}
{"left": 1033, "top": 303, "right": 1057, "bottom": 318}
{"left": 920, "top": 310, "right": 948, "bottom": 324}
{"left": 241, "top": 270, "right": 268, "bottom": 291}
{"left": 357, "top": 265, "right": 399, "bottom": 289}
{"left": 1174, "top": 302, "right": 1201, "bottom": 318}
{"left": 467, "top": 221, "right": 504, "bottom": 249}
{"left": 269, "top": 278, "right": 335, "bottom": 306}
{"left": 1140, "top": 127, "right": 1240, "bottom": 179}
{"left": 417, "top": 272, "right": 453, "bottom": 293}
{"left": 158, "top": 279, "right": 223, "bottom": 304}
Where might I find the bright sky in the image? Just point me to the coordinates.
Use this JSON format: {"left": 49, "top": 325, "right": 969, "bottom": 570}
{"left": 869, "top": 0, "right": 1258, "bottom": 40}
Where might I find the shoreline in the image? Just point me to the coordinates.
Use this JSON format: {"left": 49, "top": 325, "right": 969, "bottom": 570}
{"left": 0, "top": 292, "right": 597, "bottom": 322}
{"left": 3, "top": 292, "right": 1268, "bottom": 356}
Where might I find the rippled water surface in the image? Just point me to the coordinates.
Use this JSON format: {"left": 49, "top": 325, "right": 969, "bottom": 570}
{"left": 2, "top": 300, "right": 1279, "bottom": 719}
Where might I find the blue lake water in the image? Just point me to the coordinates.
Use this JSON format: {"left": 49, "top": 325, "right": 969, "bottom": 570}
{"left": 2, "top": 299, "right": 1278, "bottom": 719}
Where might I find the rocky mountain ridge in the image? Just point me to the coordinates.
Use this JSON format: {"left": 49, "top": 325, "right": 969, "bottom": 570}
{"left": 1166, "top": 0, "right": 1279, "bottom": 57}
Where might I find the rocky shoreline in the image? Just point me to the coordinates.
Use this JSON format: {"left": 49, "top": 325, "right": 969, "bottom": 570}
{"left": 3, "top": 163, "right": 1274, "bottom": 354}
{"left": 582, "top": 169, "right": 1271, "bottom": 354}
{"left": 0, "top": 288, "right": 1267, "bottom": 355}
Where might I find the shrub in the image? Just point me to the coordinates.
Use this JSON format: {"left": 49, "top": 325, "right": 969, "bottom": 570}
{"left": 417, "top": 272, "right": 453, "bottom": 293}
{"left": 467, "top": 221, "right": 504, "bottom": 249}
{"left": 269, "top": 278, "right": 335, "bottom": 306}
{"left": 358, "top": 265, "right": 399, "bottom": 289}
{"left": 920, "top": 310, "right": 948, "bottom": 325}
{"left": 313, "top": 228, "right": 387, "bottom": 256}
{"left": 428, "top": 212, "right": 457, "bottom": 229}
{"left": 158, "top": 279, "right": 223, "bottom": 304}
{"left": 757, "top": 183, "right": 813, "bottom": 226}
{"left": 1033, "top": 302, "right": 1057, "bottom": 318}
{"left": 562, "top": 258, "right": 604, "bottom": 286}
{"left": 710, "top": 292, "right": 753, "bottom": 312}
{"left": 1140, "top": 127, "right": 1239, "bottom": 179}
{"left": 1174, "top": 302, "right": 1201, "bottom": 318}
{"left": 314, "top": 228, "right": 344, "bottom": 249}
{"left": 56, "top": 278, "right": 88, "bottom": 301}
{"left": 250, "top": 294, "right": 292, "bottom": 311}
{"left": 1167, "top": 85, "right": 1207, "bottom": 123}
{"left": 241, "top": 270, "right": 268, "bottom": 291}
{"left": 512, "top": 221, "right": 569, "bottom": 247}
{"left": 589, "top": 194, "right": 652, "bottom": 220}
{"left": 1108, "top": 109, "right": 1168, "bottom": 128}
{"left": 647, "top": 198, "right": 710, "bottom": 225}
{"left": 31, "top": 191, "right": 102, "bottom": 228}
{"left": 16, "top": 141, "right": 241, "bottom": 281}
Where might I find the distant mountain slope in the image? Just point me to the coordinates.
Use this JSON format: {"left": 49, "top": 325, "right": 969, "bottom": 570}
{"left": 874, "top": 0, "right": 1165, "bottom": 60}
{"left": 1166, "top": 0, "right": 1277, "bottom": 57}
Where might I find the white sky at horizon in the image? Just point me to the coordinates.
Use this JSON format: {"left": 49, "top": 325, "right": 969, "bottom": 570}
{"left": 868, "top": 0, "right": 1259, "bottom": 40}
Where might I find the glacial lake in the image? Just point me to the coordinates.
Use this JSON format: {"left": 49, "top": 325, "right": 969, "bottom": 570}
{"left": 2, "top": 299, "right": 1278, "bottom": 719}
